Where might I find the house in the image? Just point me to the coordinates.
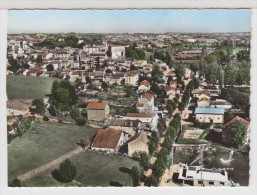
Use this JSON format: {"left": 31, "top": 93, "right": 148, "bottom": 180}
{"left": 176, "top": 163, "right": 233, "bottom": 186}
{"left": 136, "top": 103, "right": 145, "bottom": 113}
{"left": 203, "top": 85, "right": 221, "bottom": 98}
{"left": 127, "top": 132, "right": 149, "bottom": 157}
{"left": 108, "top": 119, "right": 141, "bottom": 137}
{"left": 197, "top": 98, "right": 210, "bottom": 108}
{"left": 104, "top": 73, "right": 125, "bottom": 85}
{"left": 91, "top": 128, "right": 128, "bottom": 153}
{"left": 7, "top": 100, "right": 31, "bottom": 116}
{"left": 125, "top": 72, "right": 139, "bottom": 86}
{"left": 137, "top": 93, "right": 155, "bottom": 113}
{"left": 197, "top": 93, "right": 210, "bottom": 100}
{"left": 138, "top": 80, "right": 151, "bottom": 92}
{"left": 192, "top": 88, "right": 209, "bottom": 98}
{"left": 195, "top": 107, "right": 224, "bottom": 124}
{"left": 165, "top": 86, "right": 180, "bottom": 100}
{"left": 184, "top": 68, "right": 192, "bottom": 79}
{"left": 125, "top": 113, "right": 159, "bottom": 131}
{"left": 87, "top": 102, "right": 110, "bottom": 121}
{"left": 111, "top": 46, "right": 126, "bottom": 59}
{"left": 210, "top": 99, "right": 232, "bottom": 110}
{"left": 222, "top": 116, "right": 250, "bottom": 145}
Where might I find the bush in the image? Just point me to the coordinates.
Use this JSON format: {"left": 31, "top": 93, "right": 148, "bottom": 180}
{"left": 43, "top": 116, "right": 49, "bottom": 121}
{"left": 9, "top": 178, "right": 21, "bottom": 187}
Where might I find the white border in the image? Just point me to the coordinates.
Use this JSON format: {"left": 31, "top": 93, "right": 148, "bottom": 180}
{"left": 0, "top": 3, "right": 257, "bottom": 195}
{"left": 0, "top": 0, "right": 257, "bottom": 9}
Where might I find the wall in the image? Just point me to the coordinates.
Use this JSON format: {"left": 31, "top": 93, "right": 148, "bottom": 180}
{"left": 195, "top": 114, "right": 224, "bottom": 124}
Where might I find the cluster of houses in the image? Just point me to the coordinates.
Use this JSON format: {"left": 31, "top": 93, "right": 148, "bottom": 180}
{"left": 191, "top": 82, "right": 250, "bottom": 146}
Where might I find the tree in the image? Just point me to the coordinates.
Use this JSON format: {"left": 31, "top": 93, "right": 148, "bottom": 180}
{"left": 105, "top": 69, "right": 112, "bottom": 73}
{"left": 226, "top": 121, "right": 247, "bottom": 147}
{"left": 46, "top": 64, "right": 54, "bottom": 71}
{"left": 59, "top": 159, "right": 77, "bottom": 183}
{"left": 178, "top": 102, "right": 185, "bottom": 112}
{"left": 139, "top": 152, "right": 150, "bottom": 170}
{"left": 166, "top": 104, "right": 174, "bottom": 115}
{"left": 125, "top": 86, "right": 134, "bottom": 97}
{"left": 50, "top": 80, "right": 78, "bottom": 112}
{"left": 32, "top": 99, "right": 46, "bottom": 114}
{"left": 218, "top": 68, "right": 225, "bottom": 89}
{"left": 152, "top": 65, "right": 163, "bottom": 83}
{"left": 86, "top": 76, "right": 92, "bottom": 84}
{"left": 8, "top": 58, "right": 21, "bottom": 73}
{"left": 146, "top": 175, "right": 159, "bottom": 187}
{"left": 224, "top": 66, "right": 236, "bottom": 86}
{"left": 130, "top": 166, "right": 141, "bottom": 186}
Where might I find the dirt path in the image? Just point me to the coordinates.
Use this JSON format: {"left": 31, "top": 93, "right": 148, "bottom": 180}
{"left": 17, "top": 147, "right": 83, "bottom": 182}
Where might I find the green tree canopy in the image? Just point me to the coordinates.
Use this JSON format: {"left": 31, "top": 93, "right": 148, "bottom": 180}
{"left": 130, "top": 166, "right": 141, "bottom": 186}
{"left": 59, "top": 159, "right": 77, "bottom": 183}
{"left": 226, "top": 121, "right": 247, "bottom": 147}
{"left": 32, "top": 99, "right": 46, "bottom": 114}
{"left": 46, "top": 64, "right": 54, "bottom": 71}
{"left": 50, "top": 80, "right": 78, "bottom": 111}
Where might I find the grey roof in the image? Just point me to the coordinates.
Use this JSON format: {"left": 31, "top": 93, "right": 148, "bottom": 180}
{"left": 195, "top": 107, "right": 225, "bottom": 115}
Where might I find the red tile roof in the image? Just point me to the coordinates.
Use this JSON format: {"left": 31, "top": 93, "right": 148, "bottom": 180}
{"left": 87, "top": 102, "right": 107, "bottom": 110}
{"left": 223, "top": 115, "right": 250, "bottom": 128}
{"left": 166, "top": 70, "right": 175, "bottom": 75}
{"left": 91, "top": 128, "right": 122, "bottom": 149}
{"left": 143, "top": 93, "right": 153, "bottom": 101}
{"left": 127, "top": 72, "right": 138, "bottom": 77}
{"left": 127, "top": 113, "right": 155, "bottom": 118}
{"left": 140, "top": 80, "right": 150, "bottom": 87}
{"left": 165, "top": 86, "right": 177, "bottom": 91}
{"left": 136, "top": 103, "right": 144, "bottom": 107}
{"left": 197, "top": 98, "right": 210, "bottom": 102}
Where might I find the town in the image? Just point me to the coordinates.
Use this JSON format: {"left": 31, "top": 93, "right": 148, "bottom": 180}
{"left": 7, "top": 31, "right": 250, "bottom": 187}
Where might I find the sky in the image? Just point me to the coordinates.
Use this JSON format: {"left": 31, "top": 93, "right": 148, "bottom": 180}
{"left": 8, "top": 9, "right": 251, "bottom": 34}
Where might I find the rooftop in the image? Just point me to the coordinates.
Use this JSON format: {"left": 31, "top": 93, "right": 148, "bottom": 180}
{"left": 127, "top": 113, "right": 156, "bottom": 118}
{"left": 195, "top": 107, "right": 224, "bottom": 115}
{"left": 223, "top": 115, "right": 250, "bottom": 128}
{"left": 87, "top": 102, "right": 107, "bottom": 110}
{"left": 140, "top": 80, "right": 150, "bottom": 87}
{"left": 91, "top": 128, "right": 122, "bottom": 149}
{"left": 109, "top": 119, "right": 140, "bottom": 128}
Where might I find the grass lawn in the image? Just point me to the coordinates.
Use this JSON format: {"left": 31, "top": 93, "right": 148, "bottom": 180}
{"left": 22, "top": 151, "right": 139, "bottom": 187}
{"left": 144, "top": 51, "right": 153, "bottom": 60}
{"left": 7, "top": 75, "right": 61, "bottom": 99}
{"left": 8, "top": 122, "right": 98, "bottom": 183}
{"left": 71, "top": 151, "right": 139, "bottom": 186}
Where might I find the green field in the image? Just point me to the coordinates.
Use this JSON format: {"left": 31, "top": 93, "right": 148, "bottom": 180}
{"left": 144, "top": 51, "right": 154, "bottom": 60}
{"left": 7, "top": 75, "right": 61, "bottom": 99}
{"left": 23, "top": 151, "right": 139, "bottom": 187}
{"left": 8, "top": 122, "right": 98, "bottom": 183}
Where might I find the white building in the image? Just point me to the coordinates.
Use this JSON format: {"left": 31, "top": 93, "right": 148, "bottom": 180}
{"left": 177, "top": 164, "right": 233, "bottom": 186}
{"left": 111, "top": 46, "right": 126, "bottom": 59}
{"left": 125, "top": 113, "right": 159, "bottom": 131}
